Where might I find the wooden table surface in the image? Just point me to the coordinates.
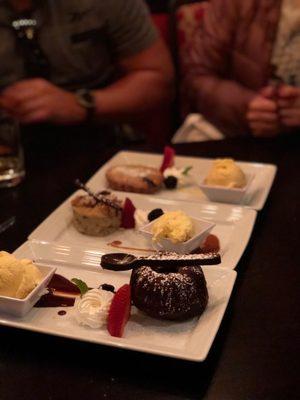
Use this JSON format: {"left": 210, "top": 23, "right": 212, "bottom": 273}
{"left": 0, "top": 129, "right": 299, "bottom": 400}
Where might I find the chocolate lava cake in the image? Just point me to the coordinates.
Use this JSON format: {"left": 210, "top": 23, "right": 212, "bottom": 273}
{"left": 130, "top": 264, "right": 208, "bottom": 321}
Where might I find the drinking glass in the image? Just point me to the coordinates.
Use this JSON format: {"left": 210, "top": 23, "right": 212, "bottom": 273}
{"left": 0, "top": 113, "right": 25, "bottom": 187}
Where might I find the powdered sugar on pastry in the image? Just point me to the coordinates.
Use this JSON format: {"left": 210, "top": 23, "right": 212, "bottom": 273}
{"left": 106, "top": 165, "right": 163, "bottom": 194}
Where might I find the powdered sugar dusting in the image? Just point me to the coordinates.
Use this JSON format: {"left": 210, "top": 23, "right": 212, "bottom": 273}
{"left": 134, "top": 266, "right": 205, "bottom": 317}
{"left": 114, "top": 165, "right": 154, "bottom": 178}
{"left": 141, "top": 251, "right": 219, "bottom": 261}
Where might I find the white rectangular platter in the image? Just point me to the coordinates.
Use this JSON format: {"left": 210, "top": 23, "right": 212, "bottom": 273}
{"left": 29, "top": 191, "right": 257, "bottom": 270}
{"left": 90, "top": 150, "right": 277, "bottom": 210}
{"left": 1, "top": 241, "right": 238, "bottom": 362}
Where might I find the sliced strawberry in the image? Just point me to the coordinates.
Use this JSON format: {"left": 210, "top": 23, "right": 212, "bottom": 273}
{"left": 160, "top": 146, "right": 175, "bottom": 173}
{"left": 121, "top": 197, "right": 136, "bottom": 229}
{"left": 107, "top": 284, "right": 131, "bottom": 338}
{"left": 201, "top": 234, "right": 220, "bottom": 253}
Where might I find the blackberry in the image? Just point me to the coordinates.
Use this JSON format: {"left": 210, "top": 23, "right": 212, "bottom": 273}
{"left": 100, "top": 283, "right": 115, "bottom": 293}
{"left": 148, "top": 208, "right": 164, "bottom": 222}
{"left": 164, "top": 176, "right": 178, "bottom": 189}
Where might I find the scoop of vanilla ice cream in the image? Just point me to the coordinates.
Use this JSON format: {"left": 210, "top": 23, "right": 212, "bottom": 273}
{"left": 0, "top": 252, "right": 24, "bottom": 297}
{"left": 151, "top": 210, "right": 194, "bottom": 243}
{"left": 0, "top": 251, "right": 42, "bottom": 299}
{"left": 204, "top": 159, "right": 246, "bottom": 188}
{"left": 17, "top": 259, "right": 43, "bottom": 299}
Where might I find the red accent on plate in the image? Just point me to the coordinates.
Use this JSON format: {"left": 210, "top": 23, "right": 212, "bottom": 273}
{"left": 201, "top": 234, "right": 220, "bottom": 253}
{"left": 160, "top": 146, "right": 175, "bottom": 173}
{"left": 121, "top": 198, "right": 136, "bottom": 229}
{"left": 107, "top": 284, "right": 131, "bottom": 338}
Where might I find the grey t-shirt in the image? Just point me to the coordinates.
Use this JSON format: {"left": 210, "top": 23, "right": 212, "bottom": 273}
{"left": 0, "top": 0, "right": 158, "bottom": 90}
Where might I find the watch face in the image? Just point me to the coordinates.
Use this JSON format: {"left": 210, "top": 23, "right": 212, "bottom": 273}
{"left": 76, "top": 90, "right": 95, "bottom": 109}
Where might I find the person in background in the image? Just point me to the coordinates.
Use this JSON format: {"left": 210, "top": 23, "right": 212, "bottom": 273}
{"left": 0, "top": 0, "right": 174, "bottom": 143}
{"left": 184, "top": 0, "right": 300, "bottom": 137}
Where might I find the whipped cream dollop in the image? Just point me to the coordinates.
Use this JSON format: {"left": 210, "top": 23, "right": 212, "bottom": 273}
{"left": 74, "top": 288, "right": 114, "bottom": 329}
{"left": 163, "top": 167, "right": 194, "bottom": 188}
{"left": 134, "top": 209, "right": 148, "bottom": 229}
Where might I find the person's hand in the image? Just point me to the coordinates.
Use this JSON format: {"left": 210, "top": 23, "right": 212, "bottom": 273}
{"left": 278, "top": 85, "right": 300, "bottom": 128}
{"left": 246, "top": 89, "right": 280, "bottom": 137}
{"left": 0, "top": 79, "right": 86, "bottom": 125}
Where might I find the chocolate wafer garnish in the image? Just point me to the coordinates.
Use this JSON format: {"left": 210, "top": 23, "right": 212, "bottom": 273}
{"left": 75, "top": 179, "right": 122, "bottom": 211}
{"left": 101, "top": 251, "right": 221, "bottom": 271}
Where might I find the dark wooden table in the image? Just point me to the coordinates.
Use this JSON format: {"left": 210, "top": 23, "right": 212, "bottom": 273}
{"left": 0, "top": 130, "right": 299, "bottom": 400}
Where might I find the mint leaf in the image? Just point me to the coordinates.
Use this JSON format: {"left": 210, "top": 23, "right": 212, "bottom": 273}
{"left": 182, "top": 166, "right": 193, "bottom": 175}
{"left": 71, "top": 278, "right": 89, "bottom": 296}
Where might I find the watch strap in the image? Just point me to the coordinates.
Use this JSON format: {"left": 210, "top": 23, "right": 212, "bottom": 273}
{"left": 75, "top": 89, "right": 95, "bottom": 122}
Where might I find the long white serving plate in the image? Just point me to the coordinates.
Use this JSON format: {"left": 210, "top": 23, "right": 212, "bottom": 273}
{"left": 29, "top": 191, "right": 257, "bottom": 270}
{"left": 0, "top": 241, "right": 238, "bottom": 362}
{"left": 89, "top": 150, "right": 277, "bottom": 210}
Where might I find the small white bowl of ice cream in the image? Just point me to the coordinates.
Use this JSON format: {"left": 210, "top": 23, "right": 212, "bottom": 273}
{"left": 199, "top": 158, "right": 253, "bottom": 204}
{"left": 0, "top": 251, "right": 56, "bottom": 317}
{"left": 140, "top": 210, "right": 215, "bottom": 254}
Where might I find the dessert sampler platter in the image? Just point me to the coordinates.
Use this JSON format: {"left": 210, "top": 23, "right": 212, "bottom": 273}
{"left": 0, "top": 147, "right": 277, "bottom": 361}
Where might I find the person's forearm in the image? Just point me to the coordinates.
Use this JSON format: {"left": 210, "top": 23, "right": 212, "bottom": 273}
{"left": 92, "top": 71, "right": 174, "bottom": 123}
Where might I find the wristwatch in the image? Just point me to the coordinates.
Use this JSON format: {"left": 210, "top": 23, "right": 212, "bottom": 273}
{"left": 75, "top": 89, "right": 96, "bottom": 122}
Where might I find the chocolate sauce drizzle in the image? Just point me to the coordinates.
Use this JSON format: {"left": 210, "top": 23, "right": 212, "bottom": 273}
{"left": 35, "top": 274, "right": 80, "bottom": 308}
{"left": 35, "top": 274, "right": 116, "bottom": 308}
